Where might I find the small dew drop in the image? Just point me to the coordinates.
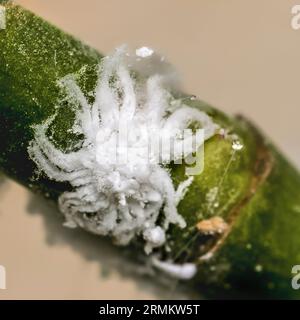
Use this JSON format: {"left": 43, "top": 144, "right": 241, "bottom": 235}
{"left": 135, "top": 46, "right": 154, "bottom": 58}
{"left": 232, "top": 140, "right": 244, "bottom": 151}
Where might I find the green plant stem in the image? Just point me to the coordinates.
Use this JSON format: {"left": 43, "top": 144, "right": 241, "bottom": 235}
{"left": 0, "top": 1, "right": 300, "bottom": 298}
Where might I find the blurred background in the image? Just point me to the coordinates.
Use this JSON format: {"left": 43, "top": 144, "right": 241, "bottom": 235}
{"left": 0, "top": 0, "right": 299, "bottom": 299}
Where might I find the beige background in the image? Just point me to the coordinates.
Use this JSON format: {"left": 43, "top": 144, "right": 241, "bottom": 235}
{"left": 0, "top": 0, "right": 299, "bottom": 299}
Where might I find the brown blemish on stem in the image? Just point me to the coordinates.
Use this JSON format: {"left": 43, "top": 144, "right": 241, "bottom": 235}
{"left": 196, "top": 217, "right": 228, "bottom": 235}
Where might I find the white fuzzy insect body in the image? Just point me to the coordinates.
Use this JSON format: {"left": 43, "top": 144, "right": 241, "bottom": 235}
{"left": 28, "top": 46, "right": 217, "bottom": 253}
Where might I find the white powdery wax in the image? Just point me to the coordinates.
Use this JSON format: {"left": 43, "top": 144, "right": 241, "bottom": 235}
{"left": 135, "top": 46, "right": 154, "bottom": 58}
{"left": 28, "top": 46, "right": 218, "bottom": 253}
{"left": 152, "top": 258, "right": 197, "bottom": 280}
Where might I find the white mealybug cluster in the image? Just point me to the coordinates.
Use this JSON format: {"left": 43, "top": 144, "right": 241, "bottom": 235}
{"left": 28, "top": 46, "right": 217, "bottom": 253}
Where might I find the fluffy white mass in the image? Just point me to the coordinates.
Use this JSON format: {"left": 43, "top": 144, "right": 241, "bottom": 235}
{"left": 28, "top": 46, "right": 217, "bottom": 253}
